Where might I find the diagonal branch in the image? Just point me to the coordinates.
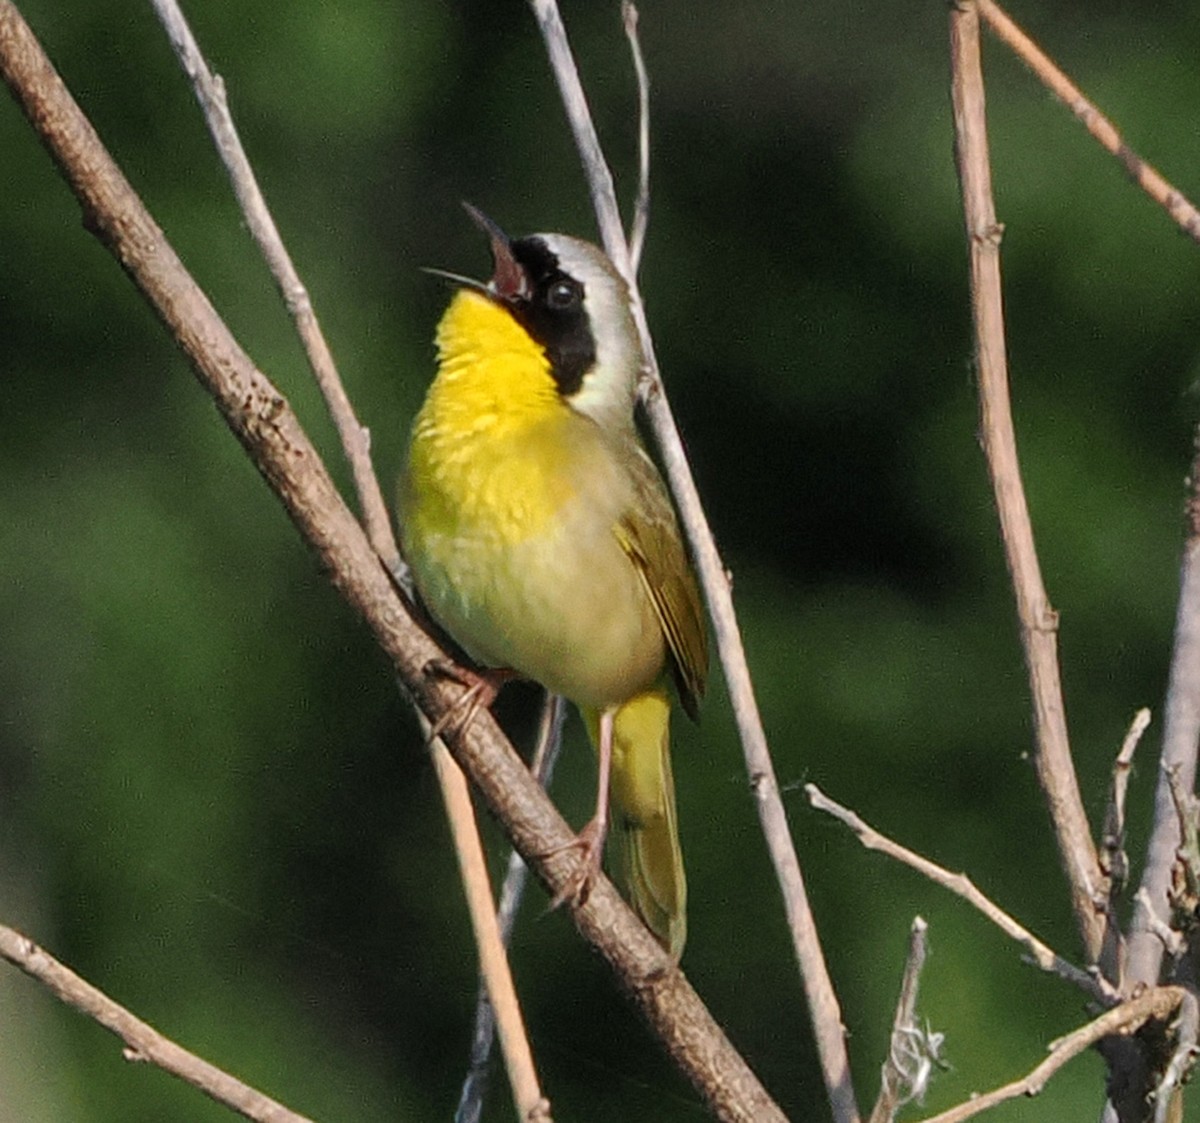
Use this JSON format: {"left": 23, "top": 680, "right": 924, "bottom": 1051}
{"left": 528, "top": 4, "right": 859, "bottom": 1120}
{"left": 912, "top": 986, "right": 1187, "bottom": 1123}
{"left": 0, "top": 6, "right": 785, "bottom": 1120}
{"left": 0, "top": 925, "right": 314, "bottom": 1123}
{"left": 976, "top": 0, "right": 1200, "bottom": 246}
{"left": 948, "top": 0, "right": 1107, "bottom": 967}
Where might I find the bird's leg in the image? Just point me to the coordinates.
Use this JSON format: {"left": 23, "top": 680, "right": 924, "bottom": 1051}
{"left": 424, "top": 660, "right": 517, "bottom": 743}
{"left": 548, "top": 707, "right": 613, "bottom": 909}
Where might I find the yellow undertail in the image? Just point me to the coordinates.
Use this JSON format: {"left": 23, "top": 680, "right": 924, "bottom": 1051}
{"left": 584, "top": 689, "right": 686, "bottom": 960}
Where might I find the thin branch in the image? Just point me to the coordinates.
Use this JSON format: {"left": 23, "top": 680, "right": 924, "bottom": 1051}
{"left": 0, "top": 8, "right": 787, "bottom": 1120}
{"left": 912, "top": 987, "right": 1187, "bottom": 1123}
{"left": 457, "top": 694, "right": 566, "bottom": 1123}
{"left": 148, "top": 0, "right": 401, "bottom": 574}
{"left": 528, "top": 4, "right": 859, "bottom": 1120}
{"left": 1100, "top": 709, "right": 1151, "bottom": 903}
{"left": 430, "top": 730, "right": 551, "bottom": 1123}
{"left": 869, "top": 917, "right": 934, "bottom": 1123}
{"left": 976, "top": 0, "right": 1200, "bottom": 246}
{"left": 949, "top": 0, "right": 1107, "bottom": 967}
{"left": 807, "top": 785, "right": 1111, "bottom": 1003}
{"left": 0, "top": 925, "right": 314, "bottom": 1123}
{"left": 621, "top": 1, "right": 650, "bottom": 270}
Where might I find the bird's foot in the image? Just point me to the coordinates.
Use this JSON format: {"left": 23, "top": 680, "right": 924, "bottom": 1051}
{"left": 423, "top": 660, "right": 515, "bottom": 742}
{"left": 546, "top": 816, "right": 608, "bottom": 910}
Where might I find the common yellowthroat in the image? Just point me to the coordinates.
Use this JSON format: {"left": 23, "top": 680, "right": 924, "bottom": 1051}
{"left": 399, "top": 206, "right": 707, "bottom": 957}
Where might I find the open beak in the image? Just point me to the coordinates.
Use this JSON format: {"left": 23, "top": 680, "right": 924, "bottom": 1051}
{"left": 462, "top": 202, "right": 530, "bottom": 303}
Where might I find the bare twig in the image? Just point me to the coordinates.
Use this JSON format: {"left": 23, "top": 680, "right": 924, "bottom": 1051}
{"left": 457, "top": 694, "right": 566, "bottom": 1123}
{"left": 528, "top": 4, "right": 859, "bottom": 1119}
{"left": 0, "top": 7, "right": 787, "bottom": 1119}
{"left": 1153, "top": 988, "right": 1198, "bottom": 1123}
{"left": 976, "top": 0, "right": 1200, "bottom": 246}
{"left": 949, "top": 0, "right": 1107, "bottom": 967}
{"left": 1100, "top": 709, "right": 1151, "bottom": 902}
{"left": 869, "top": 918, "right": 936, "bottom": 1123}
{"left": 912, "top": 987, "right": 1187, "bottom": 1123}
{"left": 621, "top": 1, "right": 650, "bottom": 270}
{"left": 148, "top": 0, "right": 401, "bottom": 574}
{"left": 430, "top": 729, "right": 551, "bottom": 1123}
{"left": 807, "top": 785, "right": 1111, "bottom": 1003}
{"left": 0, "top": 925, "right": 314, "bottom": 1123}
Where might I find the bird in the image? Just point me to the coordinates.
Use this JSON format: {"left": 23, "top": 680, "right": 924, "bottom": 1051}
{"left": 398, "top": 205, "right": 707, "bottom": 958}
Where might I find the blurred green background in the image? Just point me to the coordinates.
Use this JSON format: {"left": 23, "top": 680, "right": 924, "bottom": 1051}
{"left": 3, "top": 1, "right": 1199, "bottom": 1120}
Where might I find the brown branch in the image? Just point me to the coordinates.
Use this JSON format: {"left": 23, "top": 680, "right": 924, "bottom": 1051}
{"left": 0, "top": 925, "right": 314, "bottom": 1123}
{"left": 976, "top": 0, "right": 1200, "bottom": 246}
{"left": 620, "top": 1, "right": 650, "bottom": 271}
{"left": 0, "top": 6, "right": 786, "bottom": 1121}
{"left": 912, "top": 987, "right": 1187, "bottom": 1123}
{"left": 529, "top": 4, "right": 858, "bottom": 1119}
{"left": 1100, "top": 709, "right": 1152, "bottom": 906}
{"left": 807, "top": 785, "right": 1110, "bottom": 1003}
{"left": 948, "top": 0, "right": 1107, "bottom": 967}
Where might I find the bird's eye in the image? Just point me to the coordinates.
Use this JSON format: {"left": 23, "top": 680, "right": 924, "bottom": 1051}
{"left": 546, "top": 279, "right": 580, "bottom": 310}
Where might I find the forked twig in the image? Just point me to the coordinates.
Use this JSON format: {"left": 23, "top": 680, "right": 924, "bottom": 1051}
{"left": 0, "top": 925, "right": 314, "bottom": 1123}
{"left": 528, "top": 3, "right": 859, "bottom": 1119}
{"left": 912, "top": 987, "right": 1187, "bottom": 1123}
{"left": 1100, "top": 709, "right": 1151, "bottom": 902}
{"left": 949, "top": 0, "right": 1107, "bottom": 967}
{"left": 807, "top": 785, "right": 1110, "bottom": 1003}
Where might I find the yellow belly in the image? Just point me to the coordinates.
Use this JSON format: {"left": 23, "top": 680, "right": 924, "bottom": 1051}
{"left": 400, "top": 369, "right": 664, "bottom": 707}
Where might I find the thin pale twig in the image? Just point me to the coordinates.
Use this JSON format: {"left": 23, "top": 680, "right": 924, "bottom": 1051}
{"left": 528, "top": 3, "right": 859, "bottom": 1119}
{"left": 949, "top": 1, "right": 1108, "bottom": 967}
{"left": 147, "top": 0, "right": 401, "bottom": 573}
{"left": 0, "top": 925, "right": 314, "bottom": 1123}
{"left": 911, "top": 987, "right": 1186, "bottom": 1123}
{"left": 807, "top": 785, "right": 1111, "bottom": 1004}
{"left": 621, "top": 1, "right": 650, "bottom": 270}
{"left": 457, "top": 694, "right": 566, "bottom": 1123}
{"left": 976, "top": 0, "right": 1200, "bottom": 245}
{"left": 430, "top": 722, "right": 551, "bottom": 1123}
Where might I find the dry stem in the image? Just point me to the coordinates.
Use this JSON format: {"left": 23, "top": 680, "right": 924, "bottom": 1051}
{"left": 0, "top": 5, "right": 786, "bottom": 1119}
{"left": 807, "top": 785, "right": 1109, "bottom": 1003}
{"left": 977, "top": 0, "right": 1200, "bottom": 246}
{"left": 0, "top": 925, "right": 314, "bottom": 1123}
{"left": 912, "top": 987, "right": 1187, "bottom": 1123}
{"left": 529, "top": 3, "right": 858, "bottom": 1118}
{"left": 949, "top": 0, "right": 1107, "bottom": 967}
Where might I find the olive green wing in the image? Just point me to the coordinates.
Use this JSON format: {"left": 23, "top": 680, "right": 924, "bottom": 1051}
{"left": 614, "top": 445, "right": 708, "bottom": 720}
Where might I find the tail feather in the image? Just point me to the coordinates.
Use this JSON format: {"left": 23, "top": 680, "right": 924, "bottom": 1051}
{"left": 585, "top": 689, "right": 686, "bottom": 959}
